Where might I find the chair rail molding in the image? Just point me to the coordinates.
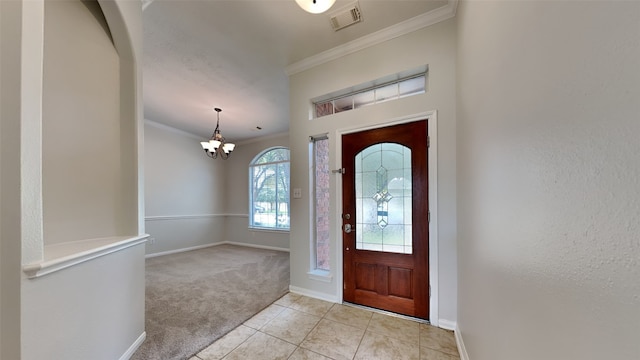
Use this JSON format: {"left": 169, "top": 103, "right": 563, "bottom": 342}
{"left": 23, "top": 235, "right": 148, "bottom": 279}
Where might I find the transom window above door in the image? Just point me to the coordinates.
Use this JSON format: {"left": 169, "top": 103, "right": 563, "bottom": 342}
{"left": 312, "top": 65, "right": 428, "bottom": 118}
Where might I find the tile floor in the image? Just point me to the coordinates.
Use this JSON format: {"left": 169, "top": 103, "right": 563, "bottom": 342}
{"left": 190, "top": 293, "right": 460, "bottom": 360}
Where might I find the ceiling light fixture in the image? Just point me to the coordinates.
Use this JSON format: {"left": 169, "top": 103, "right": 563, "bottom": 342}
{"left": 200, "top": 107, "right": 236, "bottom": 159}
{"left": 295, "top": 0, "right": 336, "bottom": 14}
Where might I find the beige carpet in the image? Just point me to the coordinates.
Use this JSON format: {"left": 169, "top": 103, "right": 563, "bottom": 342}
{"left": 131, "top": 244, "right": 290, "bottom": 360}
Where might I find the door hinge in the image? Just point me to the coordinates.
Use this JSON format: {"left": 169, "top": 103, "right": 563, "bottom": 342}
{"left": 427, "top": 135, "right": 430, "bottom": 148}
{"left": 429, "top": 285, "right": 431, "bottom": 298}
{"left": 428, "top": 211, "right": 431, "bottom": 223}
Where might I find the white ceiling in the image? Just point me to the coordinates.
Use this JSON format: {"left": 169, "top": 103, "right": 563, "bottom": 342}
{"left": 142, "top": 0, "right": 450, "bottom": 141}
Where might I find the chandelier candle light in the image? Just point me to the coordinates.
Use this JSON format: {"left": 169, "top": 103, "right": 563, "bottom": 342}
{"left": 200, "top": 107, "right": 236, "bottom": 159}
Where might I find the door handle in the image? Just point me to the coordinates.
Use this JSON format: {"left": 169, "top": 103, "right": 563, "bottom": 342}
{"left": 343, "top": 223, "right": 352, "bottom": 233}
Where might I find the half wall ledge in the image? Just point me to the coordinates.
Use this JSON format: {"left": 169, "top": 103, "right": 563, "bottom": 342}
{"left": 23, "top": 234, "right": 149, "bottom": 279}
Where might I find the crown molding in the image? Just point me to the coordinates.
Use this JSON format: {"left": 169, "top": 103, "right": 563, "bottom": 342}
{"left": 145, "top": 118, "right": 289, "bottom": 145}
{"left": 236, "top": 131, "right": 289, "bottom": 146}
{"left": 285, "top": 0, "right": 458, "bottom": 76}
{"left": 144, "top": 118, "right": 204, "bottom": 140}
{"left": 141, "top": 0, "right": 155, "bottom": 11}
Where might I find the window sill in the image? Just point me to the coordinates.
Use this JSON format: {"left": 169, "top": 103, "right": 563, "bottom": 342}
{"left": 307, "top": 269, "right": 332, "bottom": 282}
{"left": 248, "top": 227, "right": 290, "bottom": 234}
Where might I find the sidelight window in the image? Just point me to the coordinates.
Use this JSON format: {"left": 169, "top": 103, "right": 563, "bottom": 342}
{"left": 311, "top": 135, "right": 330, "bottom": 271}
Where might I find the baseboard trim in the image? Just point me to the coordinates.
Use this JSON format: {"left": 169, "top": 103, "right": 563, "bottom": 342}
{"left": 145, "top": 243, "right": 222, "bottom": 258}
{"left": 119, "top": 331, "right": 146, "bottom": 360}
{"left": 289, "top": 285, "right": 339, "bottom": 303}
{"left": 455, "top": 324, "right": 470, "bottom": 360}
{"left": 222, "top": 241, "right": 290, "bottom": 253}
{"left": 438, "top": 319, "right": 456, "bottom": 331}
{"left": 145, "top": 241, "right": 289, "bottom": 258}
{"left": 145, "top": 214, "right": 225, "bottom": 221}
{"left": 287, "top": 286, "right": 456, "bottom": 331}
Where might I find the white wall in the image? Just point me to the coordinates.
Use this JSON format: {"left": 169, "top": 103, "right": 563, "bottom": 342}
{"left": 42, "top": 0, "right": 125, "bottom": 245}
{"left": 144, "top": 121, "right": 226, "bottom": 254}
{"left": 225, "top": 133, "right": 290, "bottom": 251}
{"left": 0, "top": 0, "right": 146, "bottom": 359}
{"left": 21, "top": 244, "right": 145, "bottom": 360}
{"left": 144, "top": 122, "right": 290, "bottom": 253}
{"left": 0, "top": 1, "right": 25, "bottom": 358}
{"left": 456, "top": 1, "right": 640, "bottom": 359}
{"left": 289, "top": 19, "right": 458, "bottom": 324}
{"left": 99, "top": 0, "right": 145, "bottom": 237}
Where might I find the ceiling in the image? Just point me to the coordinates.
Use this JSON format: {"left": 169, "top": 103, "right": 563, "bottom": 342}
{"left": 142, "top": 0, "right": 451, "bottom": 142}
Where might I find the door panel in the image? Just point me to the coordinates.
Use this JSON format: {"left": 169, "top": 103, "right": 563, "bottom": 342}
{"left": 355, "top": 263, "right": 376, "bottom": 291}
{"left": 388, "top": 267, "right": 412, "bottom": 298}
{"left": 342, "top": 120, "right": 429, "bottom": 319}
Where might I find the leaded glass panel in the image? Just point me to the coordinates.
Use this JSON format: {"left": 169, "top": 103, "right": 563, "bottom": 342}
{"left": 354, "top": 143, "right": 412, "bottom": 254}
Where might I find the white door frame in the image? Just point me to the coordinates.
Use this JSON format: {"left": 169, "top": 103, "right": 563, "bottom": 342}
{"left": 334, "top": 110, "right": 440, "bottom": 326}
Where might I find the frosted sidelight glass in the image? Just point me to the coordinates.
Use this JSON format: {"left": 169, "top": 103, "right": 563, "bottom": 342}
{"left": 355, "top": 143, "right": 412, "bottom": 254}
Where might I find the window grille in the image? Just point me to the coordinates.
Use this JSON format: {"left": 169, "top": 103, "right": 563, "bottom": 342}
{"left": 313, "top": 69, "right": 427, "bottom": 118}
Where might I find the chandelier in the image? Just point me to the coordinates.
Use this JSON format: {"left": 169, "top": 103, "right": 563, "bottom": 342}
{"left": 295, "top": 0, "right": 336, "bottom": 14}
{"left": 200, "top": 107, "right": 236, "bottom": 159}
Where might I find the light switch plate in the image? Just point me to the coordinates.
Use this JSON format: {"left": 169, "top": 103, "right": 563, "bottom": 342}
{"left": 293, "top": 188, "right": 302, "bottom": 198}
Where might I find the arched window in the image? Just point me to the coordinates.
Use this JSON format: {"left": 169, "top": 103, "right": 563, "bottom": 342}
{"left": 249, "top": 147, "right": 290, "bottom": 230}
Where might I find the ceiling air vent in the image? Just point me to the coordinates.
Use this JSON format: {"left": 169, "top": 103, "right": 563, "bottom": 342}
{"left": 329, "top": 2, "right": 362, "bottom": 31}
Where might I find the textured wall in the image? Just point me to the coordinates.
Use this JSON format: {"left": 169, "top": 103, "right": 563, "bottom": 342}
{"left": 0, "top": 1, "right": 32, "bottom": 358}
{"left": 11, "top": 0, "right": 147, "bottom": 359}
{"left": 42, "top": 0, "right": 123, "bottom": 244}
{"left": 289, "top": 19, "right": 458, "bottom": 323}
{"left": 456, "top": 1, "right": 640, "bottom": 359}
{"left": 144, "top": 121, "right": 224, "bottom": 254}
{"left": 22, "top": 244, "right": 146, "bottom": 360}
{"left": 144, "top": 124, "right": 290, "bottom": 254}
{"left": 144, "top": 122, "right": 222, "bottom": 217}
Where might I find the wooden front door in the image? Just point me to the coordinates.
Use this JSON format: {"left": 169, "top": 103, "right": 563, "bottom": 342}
{"left": 342, "top": 120, "right": 429, "bottom": 319}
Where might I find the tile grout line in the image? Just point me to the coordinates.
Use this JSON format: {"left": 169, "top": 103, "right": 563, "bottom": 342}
{"left": 271, "top": 298, "right": 302, "bottom": 359}
{"left": 284, "top": 297, "right": 333, "bottom": 360}
{"left": 204, "top": 293, "right": 458, "bottom": 360}
{"left": 210, "top": 299, "right": 291, "bottom": 360}
{"left": 228, "top": 329, "right": 262, "bottom": 359}
{"left": 286, "top": 302, "right": 329, "bottom": 360}
{"left": 350, "top": 329, "right": 366, "bottom": 360}
{"left": 418, "top": 321, "right": 422, "bottom": 357}
{"left": 350, "top": 310, "right": 374, "bottom": 360}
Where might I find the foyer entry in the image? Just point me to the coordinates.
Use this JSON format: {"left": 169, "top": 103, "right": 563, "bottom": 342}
{"left": 342, "top": 120, "right": 430, "bottom": 319}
